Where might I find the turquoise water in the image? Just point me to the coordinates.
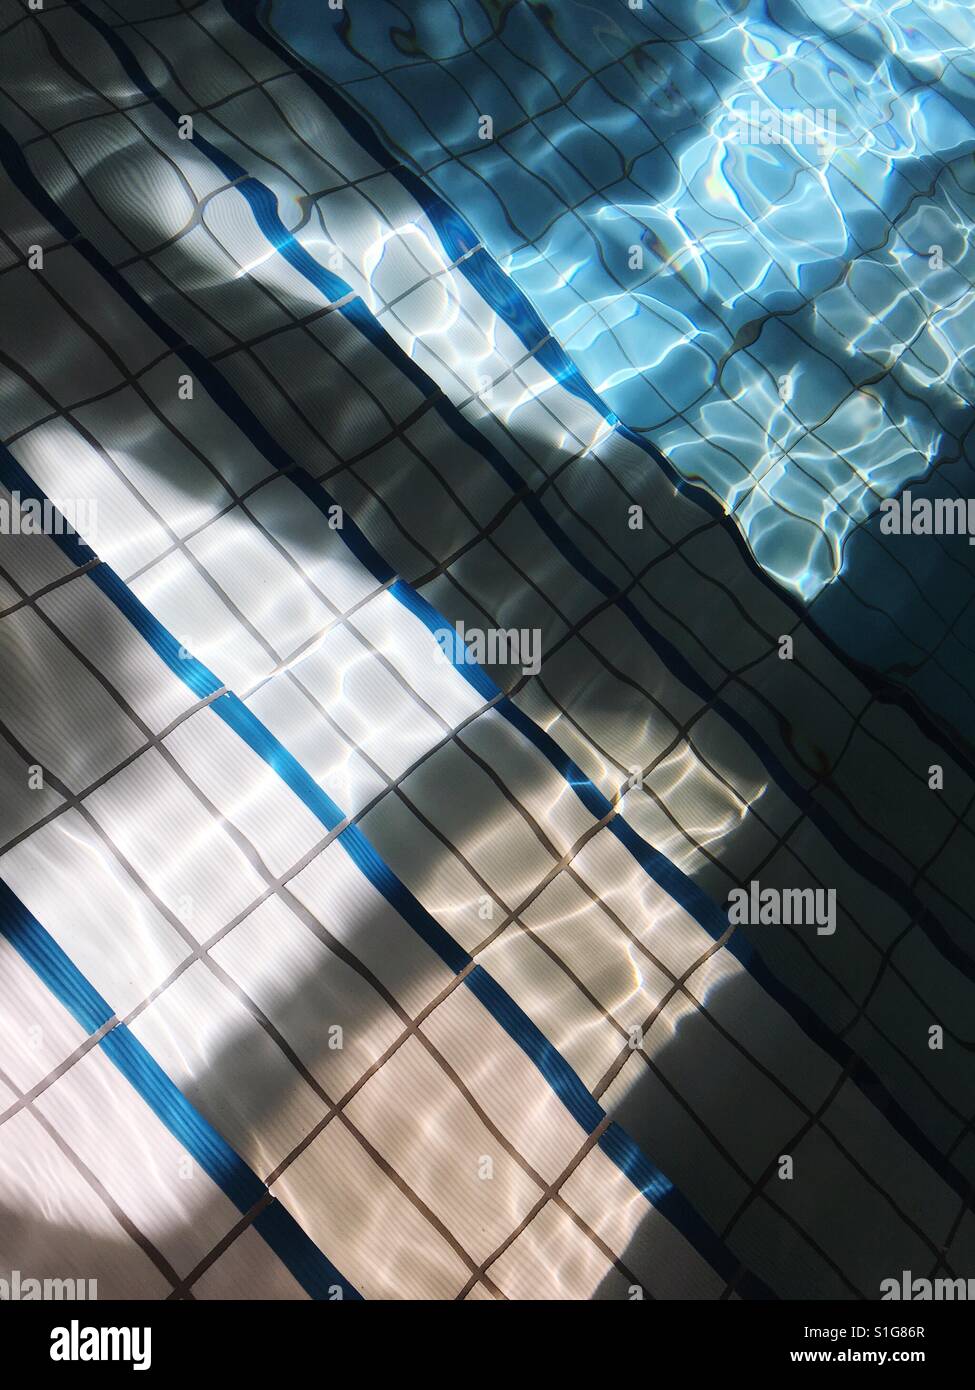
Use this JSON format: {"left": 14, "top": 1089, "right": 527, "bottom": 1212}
{"left": 266, "top": 0, "right": 975, "bottom": 732}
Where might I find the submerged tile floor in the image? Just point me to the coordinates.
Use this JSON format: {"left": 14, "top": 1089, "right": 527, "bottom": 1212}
{"left": 0, "top": 0, "right": 973, "bottom": 1299}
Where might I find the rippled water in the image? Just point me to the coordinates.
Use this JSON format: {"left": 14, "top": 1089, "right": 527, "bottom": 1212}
{"left": 269, "top": 0, "right": 975, "bottom": 604}
{"left": 3, "top": 0, "right": 973, "bottom": 1305}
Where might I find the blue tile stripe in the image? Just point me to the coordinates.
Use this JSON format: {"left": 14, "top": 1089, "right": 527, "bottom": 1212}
{"left": 0, "top": 446, "right": 764, "bottom": 1295}
{"left": 0, "top": 877, "right": 114, "bottom": 1035}
{"left": 0, "top": 878, "right": 361, "bottom": 1298}
{"left": 230, "top": 0, "right": 975, "bottom": 803}
{"left": 597, "top": 1122, "right": 774, "bottom": 1301}
{"left": 3, "top": 6, "right": 965, "bottom": 1253}
{"left": 8, "top": 8, "right": 967, "bottom": 1016}
{"left": 138, "top": 2, "right": 975, "bottom": 996}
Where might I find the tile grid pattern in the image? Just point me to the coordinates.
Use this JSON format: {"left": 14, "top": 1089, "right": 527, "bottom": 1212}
{"left": 286, "top": 0, "right": 975, "bottom": 726}
{"left": 0, "top": 0, "right": 968, "bottom": 1301}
